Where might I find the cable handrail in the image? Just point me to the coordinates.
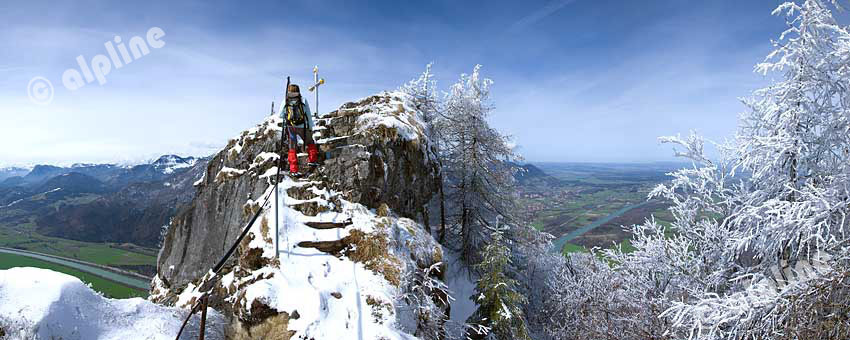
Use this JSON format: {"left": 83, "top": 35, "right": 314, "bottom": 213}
{"left": 172, "top": 168, "right": 281, "bottom": 340}
{"left": 173, "top": 77, "right": 289, "bottom": 339}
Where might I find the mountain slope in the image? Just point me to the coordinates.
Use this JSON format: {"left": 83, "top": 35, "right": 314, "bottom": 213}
{"left": 21, "top": 165, "right": 67, "bottom": 185}
{"left": 109, "top": 155, "right": 199, "bottom": 187}
{"left": 152, "top": 92, "right": 450, "bottom": 339}
{"left": 0, "top": 167, "right": 29, "bottom": 182}
{"left": 511, "top": 162, "right": 559, "bottom": 185}
{"left": 0, "top": 156, "right": 207, "bottom": 251}
{"left": 34, "top": 172, "right": 109, "bottom": 194}
{"left": 36, "top": 158, "right": 209, "bottom": 247}
{"left": 0, "top": 172, "right": 108, "bottom": 225}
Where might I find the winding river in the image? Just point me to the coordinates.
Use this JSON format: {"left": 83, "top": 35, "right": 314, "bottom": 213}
{"left": 0, "top": 247, "right": 151, "bottom": 290}
{"left": 550, "top": 200, "right": 652, "bottom": 253}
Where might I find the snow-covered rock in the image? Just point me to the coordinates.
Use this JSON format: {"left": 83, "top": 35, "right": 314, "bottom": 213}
{"left": 153, "top": 92, "right": 449, "bottom": 339}
{"left": 0, "top": 267, "right": 226, "bottom": 340}
{"left": 318, "top": 91, "right": 440, "bottom": 218}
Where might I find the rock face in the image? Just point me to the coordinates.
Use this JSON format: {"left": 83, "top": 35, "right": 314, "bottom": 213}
{"left": 318, "top": 95, "right": 441, "bottom": 218}
{"left": 156, "top": 120, "right": 279, "bottom": 288}
{"left": 153, "top": 92, "right": 448, "bottom": 338}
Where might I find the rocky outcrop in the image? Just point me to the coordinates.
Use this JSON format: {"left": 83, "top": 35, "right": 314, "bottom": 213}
{"left": 155, "top": 119, "right": 280, "bottom": 289}
{"left": 318, "top": 94, "right": 441, "bottom": 218}
{"left": 152, "top": 92, "right": 448, "bottom": 339}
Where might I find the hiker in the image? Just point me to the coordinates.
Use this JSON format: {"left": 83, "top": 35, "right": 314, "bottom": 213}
{"left": 281, "top": 84, "right": 319, "bottom": 176}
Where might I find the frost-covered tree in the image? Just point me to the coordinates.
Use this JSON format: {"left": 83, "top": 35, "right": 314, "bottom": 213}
{"left": 596, "top": 1, "right": 850, "bottom": 338}
{"left": 467, "top": 231, "right": 531, "bottom": 340}
{"left": 398, "top": 261, "right": 452, "bottom": 340}
{"left": 659, "top": 1, "right": 850, "bottom": 338}
{"left": 511, "top": 225, "right": 555, "bottom": 323}
{"left": 402, "top": 64, "right": 529, "bottom": 338}
{"left": 401, "top": 64, "right": 448, "bottom": 237}
{"left": 530, "top": 220, "right": 694, "bottom": 340}
{"left": 531, "top": 2, "right": 850, "bottom": 339}
{"left": 401, "top": 63, "right": 441, "bottom": 142}
{"left": 440, "top": 65, "right": 520, "bottom": 265}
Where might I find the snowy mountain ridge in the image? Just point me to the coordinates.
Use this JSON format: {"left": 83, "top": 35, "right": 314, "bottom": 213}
{"left": 151, "top": 155, "right": 199, "bottom": 175}
{"left": 0, "top": 167, "right": 29, "bottom": 182}
{"left": 149, "top": 91, "right": 451, "bottom": 339}
{"left": 0, "top": 91, "right": 452, "bottom": 340}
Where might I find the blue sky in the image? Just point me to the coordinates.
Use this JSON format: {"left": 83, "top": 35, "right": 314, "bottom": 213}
{"left": 0, "top": 0, "right": 796, "bottom": 165}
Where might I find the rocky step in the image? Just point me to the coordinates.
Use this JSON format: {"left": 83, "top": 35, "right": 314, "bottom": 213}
{"left": 318, "top": 136, "right": 350, "bottom": 152}
{"left": 323, "top": 144, "right": 369, "bottom": 163}
{"left": 286, "top": 185, "right": 321, "bottom": 201}
{"left": 297, "top": 239, "right": 346, "bottom": 255}
{"left": 304, "top": 220, "right": 353, "bottom": 230}
{"left": 289, "top": 201, "right": 333, "bottom": 216}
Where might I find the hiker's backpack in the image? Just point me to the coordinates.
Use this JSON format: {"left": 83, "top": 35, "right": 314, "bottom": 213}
{"left": 286, "top": 100, "right": 307, "bottom": 126}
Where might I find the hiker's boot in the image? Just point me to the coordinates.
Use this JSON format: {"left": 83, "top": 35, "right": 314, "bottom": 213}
{"left": 288, "top": 149, "right": 299, "bottom": 176}
{"left": 307, "top": 144, "right": 320, "bottom": 167}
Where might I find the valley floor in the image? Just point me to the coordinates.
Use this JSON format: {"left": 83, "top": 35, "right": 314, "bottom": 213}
{"left": 519, "top": 162, "right": 681, "bottom": 253}
{"left": 0, "top": 225, "right": 158, "bottom": 276}
{"left": 0, "top": 247, "right": 149, "bottom": 298}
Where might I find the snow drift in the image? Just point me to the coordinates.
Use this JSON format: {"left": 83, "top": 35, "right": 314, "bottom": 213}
{"left": 0, "top": 267, "right": 226, "bottom": 340}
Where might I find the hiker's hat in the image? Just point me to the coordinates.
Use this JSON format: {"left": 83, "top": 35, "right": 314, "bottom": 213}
{"left": 287, "top": 84, "right": 301, "bottom": 98}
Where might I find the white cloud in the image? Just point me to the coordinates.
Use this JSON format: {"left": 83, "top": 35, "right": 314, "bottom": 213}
{"left": 0, "top": 13, "right": 431, "bottom": 166}
{"left": 488, "top": 10, "right": 775, "bottom": 162}
{"left": 509, "top": 0, "right": 579, "bottom": 33}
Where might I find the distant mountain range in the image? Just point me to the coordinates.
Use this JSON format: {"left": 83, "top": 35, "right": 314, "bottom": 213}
{"left": 0, "top": 155, "right": 208, "bottom": 247}
{"left": 0, "top": 167, "right": 30, "bottom": 182}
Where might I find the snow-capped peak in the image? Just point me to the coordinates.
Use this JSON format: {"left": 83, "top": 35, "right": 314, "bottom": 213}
{"left": 152, "top": 155, "right": 198, "bottom": 174}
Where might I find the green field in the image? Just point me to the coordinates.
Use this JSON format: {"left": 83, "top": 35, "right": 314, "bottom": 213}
{"left": 519, "top": 163, "right": 687, "bottom": 253}
{"left": 0, "top": 227, "right": 157, "bottom": 270}
{"left": 0, "top": 192, "right": 158, "bottom": 274}
{"left": 0, "top": 177, "right": 159, "bottom": 295}
{"left": 562, "top": 243, "right": 589, "bottom": 254}
{"left": 559, "top": 205, "right": 683, "bottom": 255}
{"left": 533, "top": 188, "right": 648, "bottom": 228}
{"left": 0, "top": 252, "right": 147, "bottom": 299}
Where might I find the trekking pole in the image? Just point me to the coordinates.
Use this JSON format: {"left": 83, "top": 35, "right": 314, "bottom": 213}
{"left": 198, "top": 295, "right": 208, "bottom": 340}
{"left": 276, "top": 76, "right": 291, "bottom": 259}
{"left": 274, "top": 158, "right": 279, "bottom": 259}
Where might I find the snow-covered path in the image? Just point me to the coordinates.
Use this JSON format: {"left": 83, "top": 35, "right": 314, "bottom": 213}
{"left": 237, "top": 176, "right": 414, "bottom": 339}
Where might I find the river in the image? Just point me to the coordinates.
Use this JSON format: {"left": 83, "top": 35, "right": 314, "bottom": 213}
{"left": 550, "top": 200, "right": 652, "bottom": 253}
{"left": 0, "top": 247, "right": 151, "bottom": 290}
